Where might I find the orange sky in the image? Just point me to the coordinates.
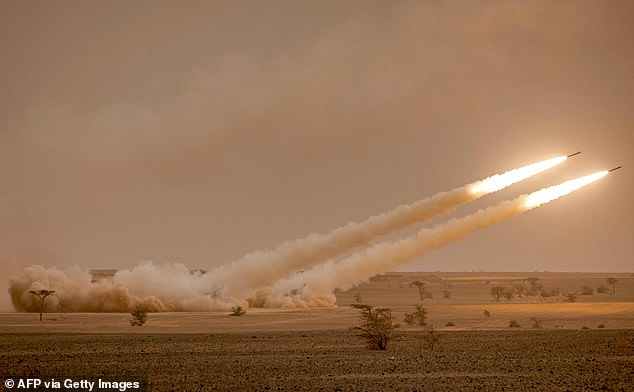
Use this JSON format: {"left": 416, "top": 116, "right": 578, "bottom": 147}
{"left": 1, "top": 0, "right": 632, "bottom": 292}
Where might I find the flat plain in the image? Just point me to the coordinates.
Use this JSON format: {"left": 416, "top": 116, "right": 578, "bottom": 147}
{"left": 1, "top": 272, "right": 633, "bottom": 391}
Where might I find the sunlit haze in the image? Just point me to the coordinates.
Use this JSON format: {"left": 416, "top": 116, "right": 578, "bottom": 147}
{"left": 1, "top": 1, "right": 633, "bottom": 310}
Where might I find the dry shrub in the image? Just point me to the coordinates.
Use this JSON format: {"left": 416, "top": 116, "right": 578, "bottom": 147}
{"left": 580, "top": 286, "right": 594, "bottom": 295}
{"left": 130, "top": 306, "right": 148, "bottom": 326}
{"left": 422, "top": 326, "right": 441, "bottom": 352}
{"left": 352, "top": 304, "right": 399, "bottom": 350}
{"left": 509, "top": 319, "right": 520, "bottom": 328}
{"left": 230, "top": 306, "right": 246, "bottom": 316}
{"left": 403, "top": 305, "right": 427, "bottom": 326}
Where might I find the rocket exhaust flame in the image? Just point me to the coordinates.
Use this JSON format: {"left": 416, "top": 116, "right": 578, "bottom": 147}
{"left": 469, "top": 155, "right": 568, "bottom": 195}
{"left": 524, "top": 171, "right": 608, "bottom": 208}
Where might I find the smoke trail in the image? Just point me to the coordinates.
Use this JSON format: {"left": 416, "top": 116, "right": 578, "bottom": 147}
{"left": 7, "top": 155, "right": 571, "bottom": 312}
{"left": 252, "top": 171, "right": 608, "bottom": 308}
{"left": 211, "top": 155, "right": 568, "bottom": 298}
{"left": 9, "top": 262, "right": 237, "bottom": 312}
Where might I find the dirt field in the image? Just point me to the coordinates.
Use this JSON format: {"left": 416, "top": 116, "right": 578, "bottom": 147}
{"left": 1, "top": 272, "right": 633, "bottom": 391}
{"left": 2, "top": 330, "right": 633, "bottom": 391}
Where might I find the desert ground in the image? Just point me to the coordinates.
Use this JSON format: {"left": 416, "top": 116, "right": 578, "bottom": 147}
{"left": 1, "top": 272, "right": 633, "bottom": 391}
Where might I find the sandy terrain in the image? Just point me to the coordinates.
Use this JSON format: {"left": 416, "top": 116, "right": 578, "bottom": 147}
{"left": 2, "top": 330, "right": 633, "bottom": 391}
{"left": 1, "top": 272, "right": 633, "bottom": 391}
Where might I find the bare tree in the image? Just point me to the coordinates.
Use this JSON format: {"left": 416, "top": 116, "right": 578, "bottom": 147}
{"left": 410, "top": 281, "right": 432, "bottom": 301}
{"left": 351, "top": 304, "right": 399, "bottom": 350}
{"left": 442, "top": 279, "right": 452, "bottom": 299}
{"left": 513, "top": 284, "right": 526, "bottom": 298}
{"left": 29, "top": 289, "right": 55, "bottom": 321}
{"left": 421, "top": 326, "right": 441, "bottom": 352}
{"left": 353, "top": 292, "right": 362, "bottom": 303}
{"left": 606, "top": 278, "right": 618, "bottom": 295}
{"left": 526, "top": 277, "right": 542, "bottom": 296}
{"left": 490, "top": 286, "right": 505, "bottom": 302}
{"left": 502, "top": 288, "right": 515, "bottom": 302}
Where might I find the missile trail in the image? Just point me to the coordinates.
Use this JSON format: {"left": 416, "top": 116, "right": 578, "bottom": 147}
{"left": 8, "top": 154, "right": 589, "bottom": 313}
{"left": 257, "top": 171, "right": 608, "bottom": 308}
{"left": 211, "top": 155, "right": 571, "bottom": 299}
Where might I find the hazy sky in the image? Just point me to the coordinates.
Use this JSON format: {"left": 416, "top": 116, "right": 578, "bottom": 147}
{"left": 1, "top": 0, "right": 632, "bottom": 291}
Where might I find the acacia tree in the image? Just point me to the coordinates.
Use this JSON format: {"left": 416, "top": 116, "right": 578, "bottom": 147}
{"left": 410, "top": 281, "right": 432, "bottom": 301}
{"left": 526, "top": 277, "right": 542, "bottom": 296}
{"left": 513, "top": 284, "right": 526, "bottom": 298}
{"left": 442, "top": 279, "right": 452, "bottom": 299}
{"left": 351, "top": 304, "right": 399, "bottom": 350}
{"left": 606, "top": 278, "right": 619, "bottom": 295}
{"left": 502, "top": 288, "right": 515, "bottom": 302}
{"left": 29, "top": 289, "right": 56, "bottom": 321}
{"left": 490, "top": 286, "right": 505, "bottom": 302}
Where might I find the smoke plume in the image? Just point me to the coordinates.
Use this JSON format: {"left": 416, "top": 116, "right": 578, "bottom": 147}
{"left": 250, "top": 171, "right": 608, "bottom": 308}
{"left": 207, "top": 155, "right": 567, "bottom": 299}
{"left": 8, "top": 158, "right": 588, "bottom": 313}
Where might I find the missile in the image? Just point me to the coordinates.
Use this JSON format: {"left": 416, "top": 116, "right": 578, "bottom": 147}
{"left": 567, "top": 151, "right": 581, "bottom": 158}
{"left": 608, "top": 166, "right": 622, "bottom": 173}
